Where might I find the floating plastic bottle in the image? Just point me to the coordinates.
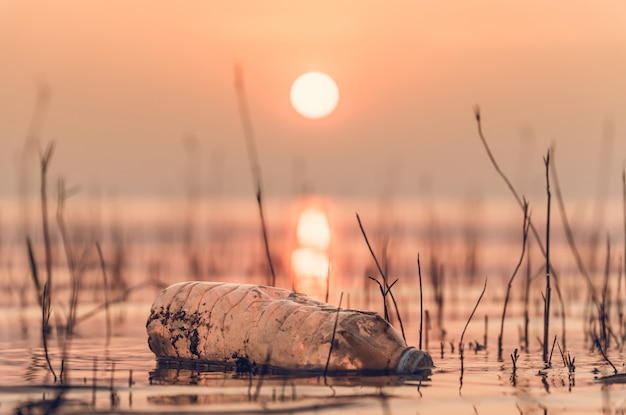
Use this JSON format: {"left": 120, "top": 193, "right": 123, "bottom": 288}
{"left": 146, "top": 281, "right": 433, "bottom": 374}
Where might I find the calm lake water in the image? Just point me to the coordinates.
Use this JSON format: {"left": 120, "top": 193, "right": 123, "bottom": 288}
{"left": 0, "top": 195, "right": 624, "bottom": 414}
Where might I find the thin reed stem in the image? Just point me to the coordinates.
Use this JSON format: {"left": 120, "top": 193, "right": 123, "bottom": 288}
{"left": 473, "top": 108, "right": 520, "bottom": 205}
{"left": 41, "top": 282, "right": 56, "bottom": 382}
{"left": 460, "top": 278, "right": 488, "bottom": 351}
{"left": 548, "top": 335, "right": 557, "bottom": 367}
{"left": 368, "top": 276, "right": 389, "bottom": 320}
{"left": 357, "top": 213, "right": 388, "bottom": 290}
{"left": 233, "top": 64, "right": 275, "bottom": 286}
{"left": 429, "top": 257, "right": 445, "bottom": 337}
{"left": 356, "top": 213, "right": 406, "bottom": 344}
{"left": 56, "top": 179, "right": 84, "bottom": 337}
{"left": 92, "top": 357, "right": 97, "bottom": 406}
{"left": 622, "top": 167, "right": 626, "bottom": 341}
{"left": 418, "top": 254, "right": 424, "bottom": 350}
{"left": 19, "top": 83, "right": 50, "bottom": 239}
{"left": 550, "top": 147, "right": 598, "bottom": 304}
{"left": 27, "top": 238, "right": 54, "bottom": 380}
{"left": 26, "top": 237, "right": 42, "bottom": 306}
{"left": 523, "top": 246, "right": 531, "bottom": 352}
{"left": 74, "top": 280, "right": 155, "bottom": 325}
{"left": 618, "top": 257, "right": 624, "bottom": 344}
{"left": 594, "top": 335, "right": 618, "bottom": 375}
{"left": 556, "top": 337, "right": 567, "bottom": 368}
{"left": 324, "top": 292, "right": 343, "bottom": 380}
{"left": 601, "top": 236, "right": 611, "bottom": 352}
{"left": 511, "top": 348, "right": 519, "bottom": 380}
{"left": 498, "top": 200, "right": 531, "bottom": 361}
{"left": 484, "top": 315, "right": 488, "bottom": 350}
{"left": 475, "top": 109, "right": 567, "bottom": 349}
{"left": 459, "top": 278, "right": 487, "bottom": 393}
{"left": 39, "top": 142, "right": 54, "bottom": 302}
{"left": 35, "top": 141, "right": 56, "bottom": 381}
{"left": 96, "top": 242, "right": 112, "bottom": 345}
{"left": 543, "top": 150, "right": 552, "bottom": 364}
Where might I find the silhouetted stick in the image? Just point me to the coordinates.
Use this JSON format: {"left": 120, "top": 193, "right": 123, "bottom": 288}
{"left": 543, "top": 151, "right": 552, "bottom": 364}
{"left": 26, "top": 237, "right": 42, "bottom": 306}
{"left": 547, "top": 335, "right": 558, "bottom": 367}
{"left": 234, "top": 64, "right": 275, "bottom": 286}
{"left": 73, "top": 281, "right": 155, "bottom": 325}
{"left": 387, "top": 280, "right": 406, "bottom": 345}
{"left": 418, "top": 254, "right": 424, "bottom": 350}
{"left": 475, "top": 109, "right": 567, "bottom": 349}
{"left": 35, "top": 140, "right": 57, "bottom": 382}
{"left": 96, "top": 242, "right": 112, "bottom": 345}
{"left": 368, "top": 276, "right": 389, "bottom": 320}
{"left": 556, "top": 337, "right": 567, "bottom": 368}
{"left": 324, "top": 292, "right": 343, "bottom": 381}
{"left": 459, "top": 278, "right": 487, "bottom": 392}
{"left": 357, "top": 214, "right": 389, "bottom": 294}
{"left": 601, "top": 236, "right": 612, "bottom": 353}
{"left": 618, "top": 256, "right": 624, "bottom": 344}
{"left": 511, "top": 348, "right": 519, "bottom": 376}
{"left": 109, "top": 361, "right": 119, "bottom": 408}
{"left": 594, "top": 335, "right": 618, "bottom": 375}
{"left": 484, "top": 315, "right": 488, "bottom": 351}
{"left": 550, "top": 147, "right": 598, "bottom": 304}
{"left": 41, "top": 282, "right": 56, "bottom": 382}
{"left": 19, "top": 83, "right": 50, "bottom": 239}
{"left": 621, "top": 167, "right": 626, "bottom": 341}
{"left": 92, "top": 357, "right": 97, "bottom": 406}
{"left": 460, "top": 278, "right": 488, "bottom": 350}
{"left": 27, "top": 234, "right": 56, "bottom": 382}
{"left": 523, "top": 244, "right": 531, "bottom": 352}
{"left": 586, "top": 120, "right": 615, "bottom": 277}
{"left": 474, "top": 108, "right": 519, "bottom": 204}
{"left": 368, "top": 276, "right": 399, "bottom": 322}
{"left": 56, "top": 178, "right": 83, "bottom": 336}
{"left": 429, "top": 257, "right": 445, "bottom": 339}
{"left": 39, "top": 141, "right": 54, "bottom": 300}
{"left": 499, "top": 200, "right": 531, "bottom": 361}
{"left": 356, "top": 213, "right": 406, "bottom": 344}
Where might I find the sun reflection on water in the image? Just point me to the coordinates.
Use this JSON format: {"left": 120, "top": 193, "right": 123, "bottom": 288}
{"left": 290, "top": 200, "right": 332, "bottom": 298}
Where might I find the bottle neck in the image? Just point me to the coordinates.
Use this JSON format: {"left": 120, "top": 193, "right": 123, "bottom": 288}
{"left": 395, "top": 347, "right": 433, "bottom": 373}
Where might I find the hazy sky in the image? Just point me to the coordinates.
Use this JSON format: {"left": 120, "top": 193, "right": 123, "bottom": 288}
{"left": 1, "top": 1, "right": 626, "bottom": 201}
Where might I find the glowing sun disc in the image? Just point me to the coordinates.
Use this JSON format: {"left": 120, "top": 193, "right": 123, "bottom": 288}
{"left": 290, "top": 72, "right": 339, "bottom": 119}
{"left": 296, "top": 208, "right": 331, "bottom": 250}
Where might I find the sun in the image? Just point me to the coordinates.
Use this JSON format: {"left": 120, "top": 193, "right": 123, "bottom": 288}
{"left": 290, "top": 72, "right": 339, "bottom": 119}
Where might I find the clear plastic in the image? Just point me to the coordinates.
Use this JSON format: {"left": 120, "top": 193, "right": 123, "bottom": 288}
{"left": 147, "top": 281, "right": 433, "bottom": 374}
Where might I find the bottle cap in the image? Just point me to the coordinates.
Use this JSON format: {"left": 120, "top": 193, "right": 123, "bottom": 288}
{"left": 396, "top": 347, "right": 433, "bottom": 373}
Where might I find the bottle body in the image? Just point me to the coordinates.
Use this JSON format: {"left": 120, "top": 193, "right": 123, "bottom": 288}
{"left": 147, "top": 281, "right": 432, "bottom": 374}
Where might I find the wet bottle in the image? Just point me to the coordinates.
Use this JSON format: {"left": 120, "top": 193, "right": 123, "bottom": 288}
{"left": 146, "top": 281, "right": 433, "bottom": 374}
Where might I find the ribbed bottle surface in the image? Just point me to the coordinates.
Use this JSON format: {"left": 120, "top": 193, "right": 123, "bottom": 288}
{"left": 146, "top": 282, "right": 433, "bottom": 374}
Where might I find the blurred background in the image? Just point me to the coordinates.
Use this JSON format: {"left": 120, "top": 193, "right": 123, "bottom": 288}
{"left": 1, "top": 1, "right": 625, "bottom": 199}
{"left": 0, "top": 1, "right": 625, "bottom": 303}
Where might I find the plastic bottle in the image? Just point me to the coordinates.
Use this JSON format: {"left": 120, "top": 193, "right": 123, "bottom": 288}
{"left": 146, "top": 281, "right": 433, "bottom": 374}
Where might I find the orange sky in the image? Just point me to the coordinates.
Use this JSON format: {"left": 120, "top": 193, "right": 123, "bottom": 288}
{"left": 1, "top": 1, "right": 625, "bottom": 201}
